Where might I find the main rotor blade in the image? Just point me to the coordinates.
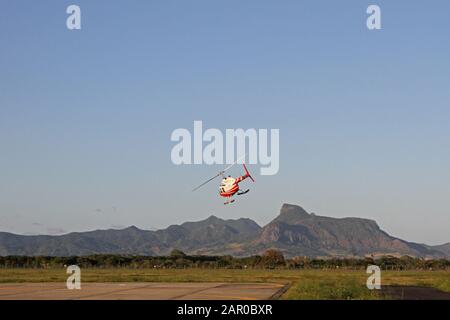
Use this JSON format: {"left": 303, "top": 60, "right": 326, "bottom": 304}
{"left": 221, "top": 153, "right": 248, "bottom": 173}
{"left": 192, "top": 172, "right": 221, "bottom": 192}
{"left": 191, "top": 154, "right": 248, "bottom": 192}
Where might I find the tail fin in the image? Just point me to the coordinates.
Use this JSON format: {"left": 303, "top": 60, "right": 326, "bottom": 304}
{"left": 243, "top": 164, "right": 255, "bottom": 182}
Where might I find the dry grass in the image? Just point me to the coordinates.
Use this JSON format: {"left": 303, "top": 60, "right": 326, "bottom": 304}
{"left": 0, "top": 268, "right": 448, "bottom": 299}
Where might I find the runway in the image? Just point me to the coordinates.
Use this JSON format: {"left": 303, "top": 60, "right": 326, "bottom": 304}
{"left": 381, "top": 285, "right": 450, "bottom": 300}
{"left": 0, "top": 282, "right": 286, "bottom": 300}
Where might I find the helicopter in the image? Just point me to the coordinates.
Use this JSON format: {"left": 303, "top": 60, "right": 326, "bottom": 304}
{"left": 192, "top": 160, "right": 255, "bottom": 205}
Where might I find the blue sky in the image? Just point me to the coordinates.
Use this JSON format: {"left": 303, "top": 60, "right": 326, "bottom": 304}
{"left": 1, "top": 1, "right": 449, "bottom": 244}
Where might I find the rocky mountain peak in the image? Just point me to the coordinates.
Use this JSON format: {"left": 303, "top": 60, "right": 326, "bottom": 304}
{"left": 205, "top": 215, "right": 221, "bottom": 222}
{"left": 275, "top": 204, "right": 310, "bottom": 223}
{"left": 0, "top": 204, "right": 447, "bottom": 259}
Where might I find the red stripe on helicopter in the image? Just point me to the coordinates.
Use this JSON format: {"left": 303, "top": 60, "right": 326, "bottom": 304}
{"left": 220, "top": 184, "right": 239, "bottom": 197}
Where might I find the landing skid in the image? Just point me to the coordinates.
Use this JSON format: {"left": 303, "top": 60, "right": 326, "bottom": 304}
{"left": 224, "top": 199, "right": 235, "bottom": 205}
{"left": 237, "top": 189, "right": 250, "bottom": 195}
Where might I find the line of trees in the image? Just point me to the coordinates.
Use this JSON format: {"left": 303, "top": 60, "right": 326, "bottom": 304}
{"left": 0, "top": 249, "right": 449, "bottom": 270}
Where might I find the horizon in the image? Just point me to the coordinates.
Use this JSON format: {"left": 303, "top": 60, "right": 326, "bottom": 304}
{"left": 2, "top": 202, "right": 448, "bottom": 247}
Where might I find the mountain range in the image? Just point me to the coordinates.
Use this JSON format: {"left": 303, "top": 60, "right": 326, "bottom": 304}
{"left": 0, "top": 204, "right": 448, "bottom": 258}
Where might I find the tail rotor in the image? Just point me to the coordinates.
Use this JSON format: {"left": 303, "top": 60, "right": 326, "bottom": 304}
{"left": 243, "top": 164, "right": 255, "bottom": 182}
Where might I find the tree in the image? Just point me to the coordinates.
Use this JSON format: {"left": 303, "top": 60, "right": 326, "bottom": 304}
{"left": 170, "top": 249, "right": 187, "bottom": 258}
{"left": 261, "top": 249, "right": 285, "bottom": 268}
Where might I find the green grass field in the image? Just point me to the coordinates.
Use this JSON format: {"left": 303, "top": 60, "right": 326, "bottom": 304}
{"left": 0, "top": 268, "right": 449, "bottom": 299}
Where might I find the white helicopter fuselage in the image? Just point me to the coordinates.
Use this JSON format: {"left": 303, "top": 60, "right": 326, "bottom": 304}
{"left": 219, "top": 176, "right": 241, "bottom": 197}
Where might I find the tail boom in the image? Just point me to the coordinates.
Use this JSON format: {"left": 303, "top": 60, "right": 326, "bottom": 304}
{"left": 242, "top": 164, "right": 255, "bottom": 182}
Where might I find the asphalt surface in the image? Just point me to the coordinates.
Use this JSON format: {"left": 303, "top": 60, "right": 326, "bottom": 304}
{"left": 0, "top": 282, "right": 286, "bottom": 300}
{"left": 381, "top": 285, "right": 450, "bottom": 300}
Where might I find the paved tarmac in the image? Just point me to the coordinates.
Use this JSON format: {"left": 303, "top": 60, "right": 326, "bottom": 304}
{"left": 0, "top": 282, "right": 286, "bottom": 300}
{"left": 381, "top": 285, "right": 450, "bottom": 300}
